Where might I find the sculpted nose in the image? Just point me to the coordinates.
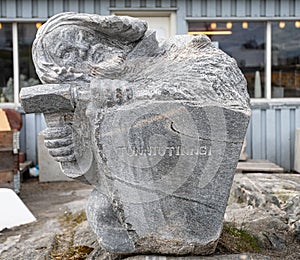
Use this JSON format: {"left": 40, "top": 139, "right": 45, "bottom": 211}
{"left": 78, "top": 48, "right": 88, "bottom": 59}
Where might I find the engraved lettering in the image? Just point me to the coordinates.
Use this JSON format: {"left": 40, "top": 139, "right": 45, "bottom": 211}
{"left": 117, "top": 145, "right": 212, "bottom": 157}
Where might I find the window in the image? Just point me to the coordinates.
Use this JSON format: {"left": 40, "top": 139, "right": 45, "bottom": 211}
{"left": 0, "top": 22, "right": 40, "bottom": 105}
{"left": 271, "top": 21, "right": 300, "bottom": 98}
{"left": 0, "top": 23, "right": 13, "bottom": 103}
{"left": 188, "top": 22, "right": 266, "bottom": 98}
{"left": 111, "top": 11, "right": 177, "bottom": 40}
{"left": 18, "top": 23, "right": 40, "bottom": 95}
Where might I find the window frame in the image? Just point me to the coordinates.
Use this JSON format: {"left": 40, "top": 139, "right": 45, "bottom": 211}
{"left": 0, "top": 18, "right": 300, "bottom": 107}
{"left": 187, "top": 18, "right": 300, "bottom": 100}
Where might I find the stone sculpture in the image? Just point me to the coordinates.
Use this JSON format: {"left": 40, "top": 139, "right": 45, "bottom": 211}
{"left": 20, "top": 12, "right": 251, "bottom": 256}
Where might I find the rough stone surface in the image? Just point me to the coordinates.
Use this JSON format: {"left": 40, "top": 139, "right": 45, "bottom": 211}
{"left": 20, "top": 12, "right": 251, "bottom": 255}
{"left": 226, "top": 173, "right": 300, "bottom": 249}
{"left": 124, "top": 255, "right": 271, "bottom": 260}
{"left": 1, "top": 174, "right": 300, "bottom": 259}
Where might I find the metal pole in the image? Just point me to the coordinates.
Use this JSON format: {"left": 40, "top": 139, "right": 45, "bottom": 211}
{"left": 12, "top": 22, "right": 19, "bottom": 105}
{"left": 265, "top": 21, "right": 272, "bottom": 99}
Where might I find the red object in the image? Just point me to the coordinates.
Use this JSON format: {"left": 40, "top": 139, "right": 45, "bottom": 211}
{"left": 3, "top": 109, "right": 22, "bottom": 131}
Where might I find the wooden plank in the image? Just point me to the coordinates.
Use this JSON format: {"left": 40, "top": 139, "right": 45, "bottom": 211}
{"left": 53, "top": 0, "right": 64, "bottom": 14}
{"left": 99, "top": 0, "right": 109, "bottom": 15}
{"left": 0, "top": 171, "right": 14, "bottom": 184}
{"left": 245, "top": 117, "right": 252, "bottom": 158}
{"left": 266, "top": 109, "right": 276, "bottom": 163}
{"left": 47, "top": 0, "right": 54, "bottom": 16}
{"left": 236, "top": 159, "right": 284, "bottom": 173}
{"left": 221, "top": 0, "right": 231, "bottom": 17}
{"left": 251, "top": 0, "right": 260, "bottom": 17}
{"left": 236, "top": 0, "right": 246, "bottom": 17}
{"left": 115, "top": 0, "right": 125, "bottom": 8}
{"left": 280, "top": 0, "right": 290, "bottom": 16}
{"left": 161, "top": 0, "right": 171, "bottom": 8}
{"left": 274, "top": 0, "right": 280, "bottom": 16}
{"left": 207, "top": 0, "right": 216, "bottom": 17}
{"left": 216, "top": 0, "right": 221, "bottom": 16}
{"left": 0, "top": 131, "right": 13, "bottom": 149}
{"left": 265, "top": 0, "right": 275, "bottom": 17}
{"left": 296, "top": 0, "right": 300, "bottom": 16}
{"left": 289, "top": 109, "right": 296, "bottom": 171}
{"left": 6, "top": 0, "right": 16, "bottom": 18}
{"left": 251, "top": 109, "right": 262, "bottom": 159}
{"left": 0, "top": 151, "right": 18, "bottom": 173}
{"left": 37, "top": 0, "right": 48, "bottom": 18}
{"left": 192, "top": 0, "right": 201, "bottom": 17}
{"left": 275, "top": 108, "right": 281, "bottom": 166}
{"left": 21, "top": 0, "right": 32, "bottom": 18}
{"left": 260, "top": 0, "right": 266, "bottom": 17}
{"left": 131, "top": 0, "right": 141, "bottom": 8}
{"left": 25, "top": 114, "right": 36, "bottom": 164}
{"left": 19, "top": 161, "right": 33, "bottom": 174}
{"left": 19, "top": 114, "right": 26, "bottom": 155}
{"left": 0, "top": 109, "right": 11, "bottom": 131}
{"left": 230, "top": 0, "right": 236, "bottom": 16}
{"left": 146, "top": 0, "right": 156, "bottom": 8}
{"left": 3, "top": 109, "right": 22, "bottom": 131}
{"left": 176, "top": 0, "right": 188, "bottom": 34}
{"left": 16, "top": 0, "right": 22, "bottom": 17}
{"left": 68, "top": 0, "right": 79, "bottom": 12}
{"left": 296, "top": 108, "right": 300, "bottom": 129}
{"left": 245, "top": 0, "right": 251, "bottom": 16}
{"left": 0, "top": 1, "right": 3, "bottom": 17}
{"left": 261, "top": 109, "right": 266, "bottom": 159}
{"left": 83, "top": 0, "right": 95, "bottom": 13}
{"left": 280, "top": 109, "right": 291, "bottom": 170}
{"left": 186, "top": 0, "right": 192, "bottom": 17}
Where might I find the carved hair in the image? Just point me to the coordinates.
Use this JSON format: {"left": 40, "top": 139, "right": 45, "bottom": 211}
{"left": 32, "top": 12, "right": 148, "bottom": 84}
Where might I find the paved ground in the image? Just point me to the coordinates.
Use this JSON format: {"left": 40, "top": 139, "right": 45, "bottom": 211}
{"left": 0, "top": 175, "right": 299, "bottom": 259}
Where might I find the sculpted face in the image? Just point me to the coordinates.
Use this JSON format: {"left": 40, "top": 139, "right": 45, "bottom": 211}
{"left": 44, "top": 26, "right": 129, "bottom": 76}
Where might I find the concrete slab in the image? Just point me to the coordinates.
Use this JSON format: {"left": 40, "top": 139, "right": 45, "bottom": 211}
{"left": 236, "top": 160, "right": 284, "bottom": 173}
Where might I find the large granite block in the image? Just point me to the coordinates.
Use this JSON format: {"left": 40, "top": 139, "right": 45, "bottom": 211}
{"left": 20, "top": 13, "right": 251, "bottom": 256}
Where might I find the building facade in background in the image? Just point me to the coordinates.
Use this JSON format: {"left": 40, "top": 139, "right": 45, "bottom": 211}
{"left": 0, "top": 0, "right": 299, "bottom": 170}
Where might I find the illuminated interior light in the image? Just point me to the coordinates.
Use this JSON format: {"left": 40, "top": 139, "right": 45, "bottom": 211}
{"left": 242, "top": 22, "right": 248, "bottom": 29}
{"left": 188, "top": 31, "right": 232, "bottom": 35}
{"left": 226, "top": 22, "right": 232, "bottom": 29}
{"left": 0, "top": 23, "right": 2, "bottom": 30}
{"left": 36, "top": 22, "right": 42, "bottom": 29}
{"left": 210, "top": 23, "right": 217, "bottom": 30}
{"left": 295, "top": 21, "right": 300, "bottom": 28}
{"left": 279, "top": 21, "right": 285, "bottom": 29}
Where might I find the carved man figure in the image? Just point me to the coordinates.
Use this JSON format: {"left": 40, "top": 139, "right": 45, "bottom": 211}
{"left": 21, "top": 12, "right": 250, "bottom": 256}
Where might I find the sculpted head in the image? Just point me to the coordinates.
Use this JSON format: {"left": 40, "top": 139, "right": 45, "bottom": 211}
{"left": 33, "top": 13, "right": 147, "bottom": 83}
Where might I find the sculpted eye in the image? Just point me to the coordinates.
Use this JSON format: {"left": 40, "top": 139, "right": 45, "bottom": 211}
{"left": 61, "top": 48, "right": 78, "bottom": 60}
{"left": 92, "top": 51, "right": 104, "bottom": 63}
{"left": 62, "top": 51, "right": 71, "bottom": 59}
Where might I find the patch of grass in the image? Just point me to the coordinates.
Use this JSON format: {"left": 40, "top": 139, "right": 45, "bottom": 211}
{"left": 217, "top": 223, "right": 261, "bottom": 254}
{"left": 51, "top": 245, "right": 93, "bottom": 260}
{"left": 60, "top": 211, "right": 87, "bottom": 228}
{"left": 50, "top": 211, "right": 93, "bottom": 260}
